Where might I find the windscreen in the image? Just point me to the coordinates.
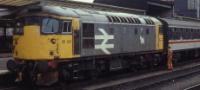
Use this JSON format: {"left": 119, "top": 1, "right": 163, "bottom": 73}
{"left": 41, "top": 18, "right": 59, "bottom": 33}
{"left": 14, "top": 16, "right": 61, "bottom": 35}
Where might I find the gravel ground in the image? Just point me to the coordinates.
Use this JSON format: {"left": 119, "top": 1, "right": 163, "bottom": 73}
{"left": 141, "top": 71, "right": 200, "bottom": 90}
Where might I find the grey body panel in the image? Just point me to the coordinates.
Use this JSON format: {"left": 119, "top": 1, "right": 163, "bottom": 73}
{"left": 81, "top": 23, "right": 157, "bottom": 56}
{"left": 71, "top": 6, "right": 158, "bottom": 56}
{"left": 120, "top": 25, "right": 156, "bottom": 53}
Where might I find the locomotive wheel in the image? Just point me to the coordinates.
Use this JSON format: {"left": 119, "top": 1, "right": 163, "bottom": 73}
{"left": 58, "top": 65, "right": 71, "bottom": 82}
{"left": 173, "top": 53, "right": 181, "bottom": 64}
{"left": 21, "top": 63, "right": 38, "bottom": 86}
{"left": 87, "top": 68, "right": 101, "bottom": 80}
{"left": 22, "top": 70, "right": 37, "bottom": 86}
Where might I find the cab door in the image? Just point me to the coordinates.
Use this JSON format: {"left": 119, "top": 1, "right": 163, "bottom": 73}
{"left": 58, "top": 20, "right": 73, "bottom": 59}
{"left": 58, "top": 18, "right": 80, "bottom": 59}
{"left": 72, "top": 18, "right": 80, "bottom": 57}
{"left": 158, "top": 25, "right": 164, "bottom": 50}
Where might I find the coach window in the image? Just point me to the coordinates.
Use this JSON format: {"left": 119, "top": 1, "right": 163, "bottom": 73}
{"left": 178, "top": 28, "right": 181, "bottom": 40}
{"left": 192, "top": 29, "right": 195, "bottom": 39}
{"left": 173, "top": 28, "right": 176, "bottom": 39}
{"left": 194, "top": 29, "right": 198, "bottom": 39}
{"left": 62, "top": 21, "right": 72, "bottom": 33}
{"left": 82, "top": 23, "right": 94, "bottom": 48}
{"left": 189, "top": 29, "right": 193, "bottom": 39}
{"left": 199, "top": 29, "right": 200, "bottom": 39}
{"left": 193, "top": 29, "right": 196, "bottom": 39}
{"left": 198, "top": 29, "right": 200, "bottom": 39}
{"left": 186, "top": 28, "right": 190, "bottom": 39}
{"left": 169, "top": 28, "right": 173, "bottom": 39}
{"left": 196, "top": 29, "right": 199, "bottom": 39}
{"left": 173, "top": 28, "right": 177, "bottom": 40}
{"left": 180, "top": 28, "right": 183, "bottom": 39}
{"left": 182, "top": 28, "right": 186, "bottom": 39}
{"left": 191, "top": 29, "right": 193, "bottom": 33}
{"left": 176, "top": 28, "right": 180, "bottom": 39}
{"left": 185, "top": 28, "right": 189, "bottom": 39}
{"left": 186, "top": 28, "right": 189, "bottom": 32}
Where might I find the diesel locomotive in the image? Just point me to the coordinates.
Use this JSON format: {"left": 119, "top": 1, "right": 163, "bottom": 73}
{"left": 7, "top": 5, "right": 200, "bottom": 85}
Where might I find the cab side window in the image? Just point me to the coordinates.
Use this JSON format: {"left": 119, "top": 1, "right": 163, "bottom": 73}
{"left": 62, "top": 21, "right": 72, "bottom": 33}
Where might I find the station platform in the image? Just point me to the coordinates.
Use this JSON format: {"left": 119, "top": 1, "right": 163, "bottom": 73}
{"left": 0, "top": 57, "right": 12, "bottom": 75}
{"left": 0, "top": 53, "right": 12, "bottom": 58}
{"left": 0, "top": 70, "right": 9, "bottom": 75}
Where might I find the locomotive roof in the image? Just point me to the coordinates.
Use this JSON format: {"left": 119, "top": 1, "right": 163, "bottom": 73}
{"left": 23, "top": 5, "right": 161, "bottom": 25}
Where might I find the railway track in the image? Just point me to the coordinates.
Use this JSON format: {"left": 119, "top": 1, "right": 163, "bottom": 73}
{"left": 184, "top": 83, "right": 200, "bottom": 90}
{"left": 0, "top": 53, "right": 12, "bottom": 58}
{"left": 1, "top": 58, "right": 200, "bottom": 90}
{"left": 80, "top": 59, "right": 200, "bottom": 90}
{"left": 139, "top": 69, "right": 200, "bottom": 90}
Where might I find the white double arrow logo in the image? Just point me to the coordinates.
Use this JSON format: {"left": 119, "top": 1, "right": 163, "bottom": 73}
{"left": 95, "top": 28, "right": 114, "bottom": 54}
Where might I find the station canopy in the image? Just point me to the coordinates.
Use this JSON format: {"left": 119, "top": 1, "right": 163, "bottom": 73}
{"left": 0, "top": 0, "right": 145, "bottom": 19}
{"left": 0, "top": 0, "right": 145, "bottom": 27}
{"left": 0, "top": 0, "right": 40, "bottom": 7}
{"left": 0, "top": 0, "right": 41, "bottom": 18}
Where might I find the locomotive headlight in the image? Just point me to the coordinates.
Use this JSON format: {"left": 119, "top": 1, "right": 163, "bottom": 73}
{"left": 49, "top": 51, "right": 54, "bottom": 56}
{"left": 50, "top": 38, "right": 56, "bottom": 44}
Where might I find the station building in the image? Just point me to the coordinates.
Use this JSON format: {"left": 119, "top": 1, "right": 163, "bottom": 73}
{"left": 174, "top": 0, "right": 199, "bottom": 18}
{"left": 95, "top": 0, "right": 200, "bottom": 19}
{"left": 94, "top": 0, "right": 173, "bottom": 17}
